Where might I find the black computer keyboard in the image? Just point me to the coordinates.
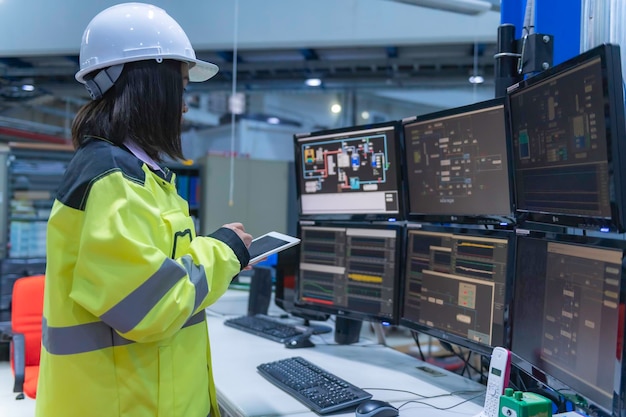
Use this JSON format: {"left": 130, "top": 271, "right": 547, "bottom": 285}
{"left": 223, "top": 314, "right": 304, "bottom": 343}
{"left": 257, "top": 356, "right": 373, "bottom": 415}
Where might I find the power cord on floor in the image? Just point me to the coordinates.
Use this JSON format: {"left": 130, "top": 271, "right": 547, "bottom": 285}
{"left": 410, "top": 330, "right": 426, "bottom": 361}
{"left": 438, "top": 340, "right": 486, "bottom": 381}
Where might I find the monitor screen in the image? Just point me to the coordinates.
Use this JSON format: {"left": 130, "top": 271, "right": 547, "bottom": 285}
{"left": 402, "top": 98, "right": 514, "bottom": 225}
{"left": 507, "top": 43, "right": 626, "bottom": 232}
{"left": 399, "top": 224, "right": 515, "bottom": 354}
{"left": 294, "top": 121, "right": 404, "bottom": 221}
{"left": 511, "top": 232, "right": 626, "bottom": 417}
{"left": 294, "top": 221, "right": 403, "bottom": 324}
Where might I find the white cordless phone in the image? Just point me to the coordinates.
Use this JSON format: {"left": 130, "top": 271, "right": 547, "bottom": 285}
{"left": 477, "top": 346, "right": 512, "bottom": 417}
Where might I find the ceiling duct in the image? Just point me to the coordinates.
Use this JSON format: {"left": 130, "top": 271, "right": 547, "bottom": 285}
{"left": 388, "top": 0, "right": 498, "bottom": 15}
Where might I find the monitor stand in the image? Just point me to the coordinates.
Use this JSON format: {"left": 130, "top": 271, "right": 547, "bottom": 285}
{"left": 334, "top": 317, "right": 363, "bottom": 345}
{"left": 291, "top": 311, "right": 333, "bottom": 335}
{"left": 371, "top": 322, "right": 387, "bottom": 346}
{"left": 303, "top": 319, "right": 333, "bottom": 335}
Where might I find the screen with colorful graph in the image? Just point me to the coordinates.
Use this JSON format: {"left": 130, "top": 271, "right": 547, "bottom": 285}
{"left": 293, "top": 121, "right": 404, "bottom": 221}
{"left": 399, "top": 224, "right": 515, "bottom": 354}
{"left": 293, "top": 221, "right": 403, "bottom": 324}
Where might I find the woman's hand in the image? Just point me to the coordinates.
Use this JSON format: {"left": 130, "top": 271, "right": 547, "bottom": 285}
{"left": 222, "top": 222, "right": 253, "bottom": 248}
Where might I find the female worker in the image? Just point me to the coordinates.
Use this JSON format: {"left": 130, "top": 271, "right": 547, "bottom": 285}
{"left": 36, "top": 3, "right": 251, "bottom": 417}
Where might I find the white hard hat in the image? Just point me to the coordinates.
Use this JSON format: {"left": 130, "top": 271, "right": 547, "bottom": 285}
{"left": 75, "top": 2, "right": 218, "bottom": 86}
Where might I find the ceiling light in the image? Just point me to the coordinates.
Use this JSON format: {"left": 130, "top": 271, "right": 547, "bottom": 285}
{"left": 267, "top": 117, "right": 280, "bottom": 124}
{"left": 228, "top": 93, "right": 246, "bottom": 115}
{"left": 331, "top": 104, "right": 342, "bottom": 114}
{"left": 361, "top": 111, "right": 370, "bottom": 120}
{"left": 389, "top": 0, "right": 492, "bottom": 15}
{"left": 21, "top": 84, "right": 35, "bottom": 92}
{"left": 469, "top": 75, "right": 485, "bottom": 84}
{"left": 305, "top": 78, "right": 322, "bottom": 87}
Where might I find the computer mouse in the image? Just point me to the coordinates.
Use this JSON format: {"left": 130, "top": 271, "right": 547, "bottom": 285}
{"left": 355, "top": 399, "right": 399, "bottom": 417}
{"left": 284, "top": 334, "right": 315, "bottom": 349}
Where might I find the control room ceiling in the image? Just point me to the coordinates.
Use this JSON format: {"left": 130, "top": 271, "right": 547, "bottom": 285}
{"left": 0, "top": 0, "right": 500, "bottom": 141}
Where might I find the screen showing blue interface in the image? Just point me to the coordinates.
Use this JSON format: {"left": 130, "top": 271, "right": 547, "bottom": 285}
{"left": 295, "top": 124, "right": 400, "bottom": 218}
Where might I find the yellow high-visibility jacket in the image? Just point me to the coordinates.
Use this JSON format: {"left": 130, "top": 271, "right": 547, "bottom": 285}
{"left": 36, "top": 137, "right": 249, "bottom": 417}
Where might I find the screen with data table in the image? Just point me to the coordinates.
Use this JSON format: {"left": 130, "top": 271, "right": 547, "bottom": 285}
{"left": 400, "top": 225, "right": 515, "bottom": 354}
{"left": 295, "top": 222, "right": 403, "bottom": 324}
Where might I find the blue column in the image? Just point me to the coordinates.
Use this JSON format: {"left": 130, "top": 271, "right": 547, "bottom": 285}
{"left": 501, "top": 0, "right": 526, "bottom": 39}
{"left": 501, "top": 0, "right": 582, "bottom": 66}
{"left": 535, "top": 0, "right": 581, "bottom": 65}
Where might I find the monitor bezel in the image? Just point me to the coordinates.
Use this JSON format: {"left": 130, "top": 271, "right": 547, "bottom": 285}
{"left": 506, "top": 43, "right": 626, "bottom": 232}
{"left": 399, "top": 222, "right": 516, "bottom": 356}
{"left": 293, "top": 220, "right": 405, "bottom": 325}
{"left": 509, "top": 229, "right": 626, "bottom": 417}
{"left": 401, "top": 97, "right": 516, "bottom": 227}
{"left": 293, "top": 121, "right": 406, "bottom": 222}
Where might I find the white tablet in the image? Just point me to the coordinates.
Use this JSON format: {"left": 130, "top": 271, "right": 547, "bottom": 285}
{"left": 248, "top": 231, "right": 301, "bottom": 265}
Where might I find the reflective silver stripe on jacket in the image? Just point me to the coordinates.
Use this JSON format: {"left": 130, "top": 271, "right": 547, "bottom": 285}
{"left": 42, "top": 311, "right": 206, "bottom": 355}
{"left": 100, "top": 258, "right": 188, "bottom": 333}
{"left": 181, "top": 256, "right": 209, "bottom": 312}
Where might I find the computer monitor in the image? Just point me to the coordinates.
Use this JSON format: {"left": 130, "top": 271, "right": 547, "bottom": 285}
{"left": 510, "top": 231, "right": 626, "bottom": 417}
{"left": 294, "top": 221, "right": 403, "bottom": 327}
{"left": 402, "top": 98, "right": 514, "bottom": 226}
{"left": 293, "top": 121, "right": 404, "bottom": 221}
{"left": 274, "top": 245, "right": 331, "bottom": 325}
{"left": 507, "top": 43, "right": 626, "bottom": 232}
{"left": 399, "top": 224, "right": 515, "bottom": 355}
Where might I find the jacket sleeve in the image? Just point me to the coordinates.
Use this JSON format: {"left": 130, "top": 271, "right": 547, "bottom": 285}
{"left": 68, "top": 170, "right": 246, "bottom": 343}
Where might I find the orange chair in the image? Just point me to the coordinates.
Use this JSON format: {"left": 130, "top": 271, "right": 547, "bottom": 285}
{"left": 10, "top": 274, "right": 45, "bottom": 400}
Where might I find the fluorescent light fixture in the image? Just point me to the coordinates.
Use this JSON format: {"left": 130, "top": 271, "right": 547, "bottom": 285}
{"left": 267, "top": 117, "right": 280, "bottom": 124}
{"left": 390, "top": 0, "right": 492, "bottom": 15}
{"left": 228, "top": 93, "right": 246, "bottom": 115}
{"left": 305, "top": 78, "right": 322, "bottom": 87}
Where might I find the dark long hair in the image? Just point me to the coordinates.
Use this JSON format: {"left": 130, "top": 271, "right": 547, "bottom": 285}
{"left": 71, "top": 59, "right": 185, "bottom": 162}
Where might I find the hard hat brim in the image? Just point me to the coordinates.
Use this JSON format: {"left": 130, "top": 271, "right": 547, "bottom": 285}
{"left": 75, "top": 56, "right": 219, "bottom": 84}
{"left": 188, "top": 58, "right": 219, "bottom": 82}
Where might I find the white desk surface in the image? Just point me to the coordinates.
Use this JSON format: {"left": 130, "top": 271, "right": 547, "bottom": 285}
{"left": 206, "top": 289, "right": 486, "bottom": 417}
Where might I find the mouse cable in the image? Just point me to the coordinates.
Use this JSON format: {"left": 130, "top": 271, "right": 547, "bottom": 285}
{"left": 360, "top": 387, "right": 484, "bottom": 400}
{"left": 395, "top": 391, "right": 485, "bottom": 411}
